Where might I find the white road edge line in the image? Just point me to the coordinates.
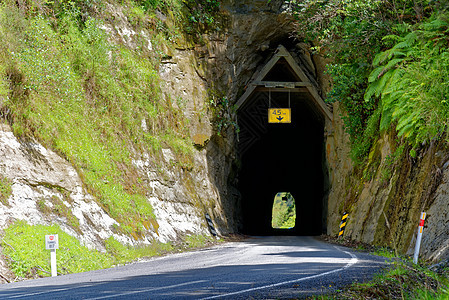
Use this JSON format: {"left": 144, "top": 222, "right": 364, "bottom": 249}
{"left": 85, "top": 280, "right": 208, "bottom": 300}
{"left": 2, "top": 280, "right": 207, "bottom": 300}
{"left": 2, "top": 284, "right": 96, "bottom": 299}
{"left": 200, "top": 246, "right": 358, "bottom": 300}
{"left": 2, "top": 246, "right": 359, "bottom": 300}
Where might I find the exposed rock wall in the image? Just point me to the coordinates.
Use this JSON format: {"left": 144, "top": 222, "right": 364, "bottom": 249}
{"left": 0, "top": 1, "right": 240, "bottom": 261}
{"left": 0, "top": 0, "right": 329, "bottom": 251}
{"left": 326, "top": 115, "right": 449, "bottom": 261}
{"left": 131, "top": 0, "right": 449, "bottom": 263}
{"left": 159, "top": 0, "right": 330, "bottom": 235}
{"left": 0, "top": 122, "right": 222, "bottom": 247}
{"left": 0, "top": 124, "right": 120, "bottom": 250}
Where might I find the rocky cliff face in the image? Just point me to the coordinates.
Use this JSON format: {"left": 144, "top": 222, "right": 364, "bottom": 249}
{"left": 1, "top": 1, "right": 449, "bottom": 282}
{"left": 0, "top": 123, "right": 118, "bottom": 249}
{"left": 0, "top": 0, "right": 325, "bottom": 254}
{"left": 209, "top": 0, "right": 449, "bottom": 263}
{"left": 326, "top": 110, "right": 449, "bottom": 262}
{"left": 0, "top": 121, "right": 216, "bottom": 246}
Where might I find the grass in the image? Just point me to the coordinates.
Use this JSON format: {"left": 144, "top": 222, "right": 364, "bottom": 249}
{"left": 341, "top": 261, "right": 449, "bottom": 299}
{"left": 1, "top": 221, "right": 217, "bottom": 279}
{"left": 313, "top": 236, "right": 449, "bottom": 299}
{"left": 0, "top": 0, "right": 227, "bottom": 282}
{"left": 36, "top": 196, "right": 81, "bottom": 233}
{"left": 372, "top": 247, "right": 397, "bottom": 259}
{"left": 0, "top": 175, "right": 12, "bottom": 206}
{"left": 184, "top": 234, "right": 214, "bottom": 249}
{"left": 1, "top": 220, "right": 113, "bottom": 278}
{"left": 309, "top": 237, "right": 449, "bottom": 299}
{"left": 0, "top": 1, "right": 194, "bottom": 235}
{"left": 308, "top": 261, "right": 449, "bottom": 299}
{"left": 104, "top": 236, "right": 174, "bottom": 266}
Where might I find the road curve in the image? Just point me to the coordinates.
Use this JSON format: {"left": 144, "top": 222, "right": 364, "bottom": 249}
{"left": 0, "top": 236, "right": 388, "bottom": 299}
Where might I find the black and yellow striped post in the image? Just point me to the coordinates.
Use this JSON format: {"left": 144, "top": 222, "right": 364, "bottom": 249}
{"left": 338, "top": 212, "right": 349, "bottom": 238}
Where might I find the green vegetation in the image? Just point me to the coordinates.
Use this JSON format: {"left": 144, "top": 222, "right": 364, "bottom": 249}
{"left": 310, "top": 260, "right": 449, "bottom": 299}
{"left": 0, "top": 0, "right": 199, "bottom": 235}
{"left": 184, "top": 234, "right": 215, "bottom": 248}
{"left": 292, "top": 0, "right": 447, "bottom": 165}
{"left": 272, "top": 192, "right": 296, "bottom": 229}
{"left": 1, "top": 221, "right": 215, "bottom": 279}
{"left": 0, "top": 0, "right": 225, "bottom": 235}
{"left": 365, "top": 15, "right": 449, "bottom": 154}
{"left": 0, "top": 175, "right": 12, "bottom": 206}
{"left": 206, "top": 91, "right": 239, "bottom": 136}
{"left": 183, "top": 0, "right": 222, "bottom": 35}
{"left": 0, "top": 0, "right": 226, "bottom": 280}
{"left": 36, "top": 196, "right": 81, "bottom": 233}
{"left": 2, "top": 221, "right": 113, "bottom": 278}
{"left": 312, "top": 237, "right": 449, "bottom": 299}
{"left": 104, "top": 235, "right": 173, "bottom": 265}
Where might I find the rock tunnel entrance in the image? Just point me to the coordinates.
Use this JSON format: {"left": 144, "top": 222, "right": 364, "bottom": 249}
{"left": 235, "top": 45, "right": 332, "bottom": 236}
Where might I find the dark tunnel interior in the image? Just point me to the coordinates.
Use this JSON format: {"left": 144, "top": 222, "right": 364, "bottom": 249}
{"left": 237, "top": 91, "right": 326, "bottom": 236}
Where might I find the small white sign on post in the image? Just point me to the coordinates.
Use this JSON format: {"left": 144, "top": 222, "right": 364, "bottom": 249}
{"left": 413, "top": 212, "right": 426, "bottom": 264}
{"left": 45, "top": 234, "right": 59, "bottom": 277}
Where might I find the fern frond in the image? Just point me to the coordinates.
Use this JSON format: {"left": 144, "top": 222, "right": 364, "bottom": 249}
{"left": 364, "top": 80, "right": 380, "bottom": 102}
{"left": 375, "top": 69, "right": 395, "bottom": 97}
{"left": 423, "top": 19, "right": 448, "bottom": 32}
{"left": 393, "top": 23, "right": 413, "bottom": 34}
{"left": 387, "top": 50, "right": 407, "bottom": 59}
{"left": 397, "top": 110, "right": 423, "bottom": 138}
{"left": 403, "top": 32, "right": 418, "bottom": 46}
{"left": 382, "top": 90, "right": 402, "bottom": 105}
{"left": 379, "top": 106, "right": 393, "bottom": 131}
{"left": 382, "top": 34, "right": 402, "bottom": 42}
{"left": 392, "top": 105, "right": 409, "bottom": 120}
{"left": 391, "top": 41, "right": 410, "bottom": 50}
{"left": 368, "top": 65, "right": 384, "bottom": 83}
{"left": 397, "top": 122, "right": 414, "bottom": 138}
{"left": 383, "top": 58, "right": 406, "bottom": 72}
{"left": 372, "top": 51, "right": 390, "bottom": 66}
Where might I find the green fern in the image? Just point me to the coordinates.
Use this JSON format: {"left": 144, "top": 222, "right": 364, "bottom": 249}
{"left": 365, "top": 14, "right": 449, "bottom": 148}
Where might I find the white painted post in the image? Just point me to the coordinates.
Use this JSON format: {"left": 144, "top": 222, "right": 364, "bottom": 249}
{"left": 413, "top": 212, "right": 426, "bottom": 264}
{"left": 50, "top": 249, "right": 57, "bottom": 277}
{"left": 45, "top": 234, "right": 59, "bottom": 277}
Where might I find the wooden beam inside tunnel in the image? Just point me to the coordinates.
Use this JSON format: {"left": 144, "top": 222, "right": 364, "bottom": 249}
{"left": 235, "top": 45, "right": 333, "bottom": 121}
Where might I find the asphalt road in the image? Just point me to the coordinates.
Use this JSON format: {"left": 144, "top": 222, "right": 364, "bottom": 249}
{"left": 0, "top": 236, "right": 389, "bottom": 299}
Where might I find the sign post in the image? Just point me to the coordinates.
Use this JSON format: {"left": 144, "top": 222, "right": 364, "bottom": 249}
{"left": 413, "top": 212, "right": 426, "bottom": 264}
{"left": 45, "top": 234, "right": 59, "bottom": 277}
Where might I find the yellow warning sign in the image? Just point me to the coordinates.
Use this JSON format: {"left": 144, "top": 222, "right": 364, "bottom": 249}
{"left": 268, "top": 108, "right": 291, "bottom": 123}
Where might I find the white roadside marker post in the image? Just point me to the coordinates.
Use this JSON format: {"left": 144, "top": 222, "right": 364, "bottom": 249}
{"left": 413, "top": 212, "right": 426, "bottom": 264}
{"left": 45, "top": 234, "right": 59, "bottom": 277}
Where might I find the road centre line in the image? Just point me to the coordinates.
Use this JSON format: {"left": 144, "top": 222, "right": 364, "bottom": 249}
{"left": 200, "top": 247, "right": 358, "bottom": 300}
{"left": 85, "top": 280, "right": 208, "bottom": 300}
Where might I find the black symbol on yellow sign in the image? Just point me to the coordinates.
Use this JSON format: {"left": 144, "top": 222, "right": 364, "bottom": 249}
{"left": 268, "top": 108, "right": 291, "bottom": 123}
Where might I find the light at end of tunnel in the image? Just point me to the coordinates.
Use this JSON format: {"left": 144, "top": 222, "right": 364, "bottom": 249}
{"left": 272, "top": 192, "right": 296, "bottom": 229}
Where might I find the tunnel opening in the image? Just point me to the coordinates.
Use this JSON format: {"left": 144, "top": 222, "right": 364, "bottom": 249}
{"left": 235, "top": 45, "right": 330, "bottom": 236}
{"left": 271, "top": 192, "right": 296, "bottom": 230}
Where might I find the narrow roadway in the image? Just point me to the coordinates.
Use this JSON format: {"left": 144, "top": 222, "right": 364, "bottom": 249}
{"left": 0, "top": 236, "right": 388, "bottom": 299}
